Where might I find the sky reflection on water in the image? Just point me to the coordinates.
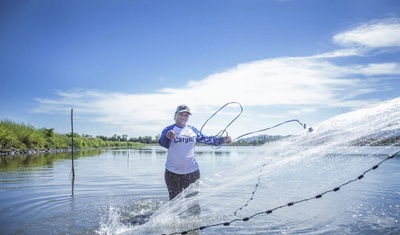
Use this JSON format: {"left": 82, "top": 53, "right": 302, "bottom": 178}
{"left": 0, "top": 146, "right": 399, "bottom": 235}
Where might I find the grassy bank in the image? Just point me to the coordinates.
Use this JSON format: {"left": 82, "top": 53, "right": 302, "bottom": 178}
{"left": 0, "top": 119, "right": 144, "bottom": 152}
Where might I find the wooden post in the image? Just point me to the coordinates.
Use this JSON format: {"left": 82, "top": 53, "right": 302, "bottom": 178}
{"left": 71, "top": 108, "right": 75, "bottom": 177}
{"left": 71, "top": 108, "right": 75, "bottom": 196}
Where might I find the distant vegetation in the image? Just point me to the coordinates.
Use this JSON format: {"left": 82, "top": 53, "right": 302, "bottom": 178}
{"left": 231, "top": 135, "right": 285, "bottom": 146}
{"left": 0, "top": 119, "right": 145, "bottom": 151}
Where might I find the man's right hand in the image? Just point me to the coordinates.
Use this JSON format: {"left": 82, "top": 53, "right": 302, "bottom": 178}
{"left": 166, "top": 130, "right": 176, "bottom": 140}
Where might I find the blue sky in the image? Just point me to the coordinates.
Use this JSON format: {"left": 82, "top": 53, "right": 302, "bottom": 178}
{"left": 1, "top": 0, "right": 399, "bottom": 139}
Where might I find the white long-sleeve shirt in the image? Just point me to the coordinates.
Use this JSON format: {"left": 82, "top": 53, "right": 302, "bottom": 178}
{"left": 159, "top": 124, "right": 225, "bottom": 174}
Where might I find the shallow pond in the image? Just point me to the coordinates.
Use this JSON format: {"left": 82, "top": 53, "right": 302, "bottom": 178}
{"left": 0, "top": 146, "right": 399, "bottom": 235}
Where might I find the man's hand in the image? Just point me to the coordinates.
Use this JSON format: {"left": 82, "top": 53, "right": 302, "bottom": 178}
{"left": 224, "top": 136, "right": 232, "bottom": 143}
{"left": 166, "top": 130, "right": 176, "bottom": 140}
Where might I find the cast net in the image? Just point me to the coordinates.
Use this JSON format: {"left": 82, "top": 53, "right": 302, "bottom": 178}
{"left": 127, "top": 98, "right": 400, "bottom": 235}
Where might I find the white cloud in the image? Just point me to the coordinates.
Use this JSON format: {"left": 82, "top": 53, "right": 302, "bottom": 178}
{"left": 346, "top": 63, "right": 400, "bottom": 76}
{"left": 312, "top": 48, "right": 363, "bottom": 58}
{"left": 33, "top": 18, "right": 400, "bottom": 137}
{"left": 333, "top": 18, "right": 400, "bottom": 49}
{"left": 287, "top": 108, "right": 317, "bottom": 116}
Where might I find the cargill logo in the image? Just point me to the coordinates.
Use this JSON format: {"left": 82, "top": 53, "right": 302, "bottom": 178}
{"left": 174, "top": 136, "right": 195, "bottom": 143}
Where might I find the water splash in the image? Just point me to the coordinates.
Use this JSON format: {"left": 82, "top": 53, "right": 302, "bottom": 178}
{"left": 97, "top": 206, "right": 132, "bottom": 235}
{"left": 97, "top": 199, "right": 165, "bottom": 235}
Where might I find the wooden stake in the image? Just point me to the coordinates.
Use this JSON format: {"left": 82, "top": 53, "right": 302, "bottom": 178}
{"left": 71, "top": 108, "right": 75, "bottom": 177}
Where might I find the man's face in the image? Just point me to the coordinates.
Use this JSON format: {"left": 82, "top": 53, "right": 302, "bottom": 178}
{"left": 175, "top": 112, "right": 190, "bottom": 126}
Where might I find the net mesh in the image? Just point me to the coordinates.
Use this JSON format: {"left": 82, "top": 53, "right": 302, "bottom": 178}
{"left": 128, "top": 98, "right": 400, "bottom": 235}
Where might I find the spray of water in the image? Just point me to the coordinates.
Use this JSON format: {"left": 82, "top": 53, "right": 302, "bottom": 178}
{"left": 97, "top": 207, "right": 132, "bottom": 235}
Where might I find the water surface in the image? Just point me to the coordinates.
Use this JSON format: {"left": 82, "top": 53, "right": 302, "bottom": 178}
{"left": 0, "top": 146, "right": 399, "bottom": 235}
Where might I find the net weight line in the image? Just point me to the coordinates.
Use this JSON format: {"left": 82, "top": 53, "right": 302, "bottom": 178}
{"left": 162, "top": 150, "right": 400, "bottom": 235}
{"left": 233, "top": 159, "right": 273, "bottom": 216}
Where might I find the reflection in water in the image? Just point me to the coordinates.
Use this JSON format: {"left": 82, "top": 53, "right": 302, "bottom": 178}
{"left": 71, "top": 172, "right": 75, "bottom": 197}
{"left": 0, "top": 149, "right": 102, "bottom": 170}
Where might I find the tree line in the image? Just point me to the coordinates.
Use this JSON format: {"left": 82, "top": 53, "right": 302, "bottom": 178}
{"left": 95, "top": 134, "right": 160, "bottom": 144}
{"left": 0, "top": 119, "right": 145, "bottom": 151}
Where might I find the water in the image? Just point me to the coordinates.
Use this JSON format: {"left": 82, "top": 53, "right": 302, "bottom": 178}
{"left": 0, "top": 146, "right": 399, "bottom": 235}
{"left": 0, "top": 146, "right": 249, "bottom": 234}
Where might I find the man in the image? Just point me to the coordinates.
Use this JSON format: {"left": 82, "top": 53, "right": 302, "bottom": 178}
{"left": 159, "top": 104, "right": 231, "bottom": 203}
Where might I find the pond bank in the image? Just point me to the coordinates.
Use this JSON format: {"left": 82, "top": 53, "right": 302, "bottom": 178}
{"left": 0, "top": 148, "right": 74, "bottom": 157}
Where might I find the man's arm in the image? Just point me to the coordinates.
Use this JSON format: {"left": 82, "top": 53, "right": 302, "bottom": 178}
{"left": 159, "top": 124, "right": 174, "bottom": 148}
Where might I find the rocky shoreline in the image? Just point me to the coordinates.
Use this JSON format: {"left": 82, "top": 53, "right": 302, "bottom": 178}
{"left": 0, "top": 148, "right": 75, "bottom": 157}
